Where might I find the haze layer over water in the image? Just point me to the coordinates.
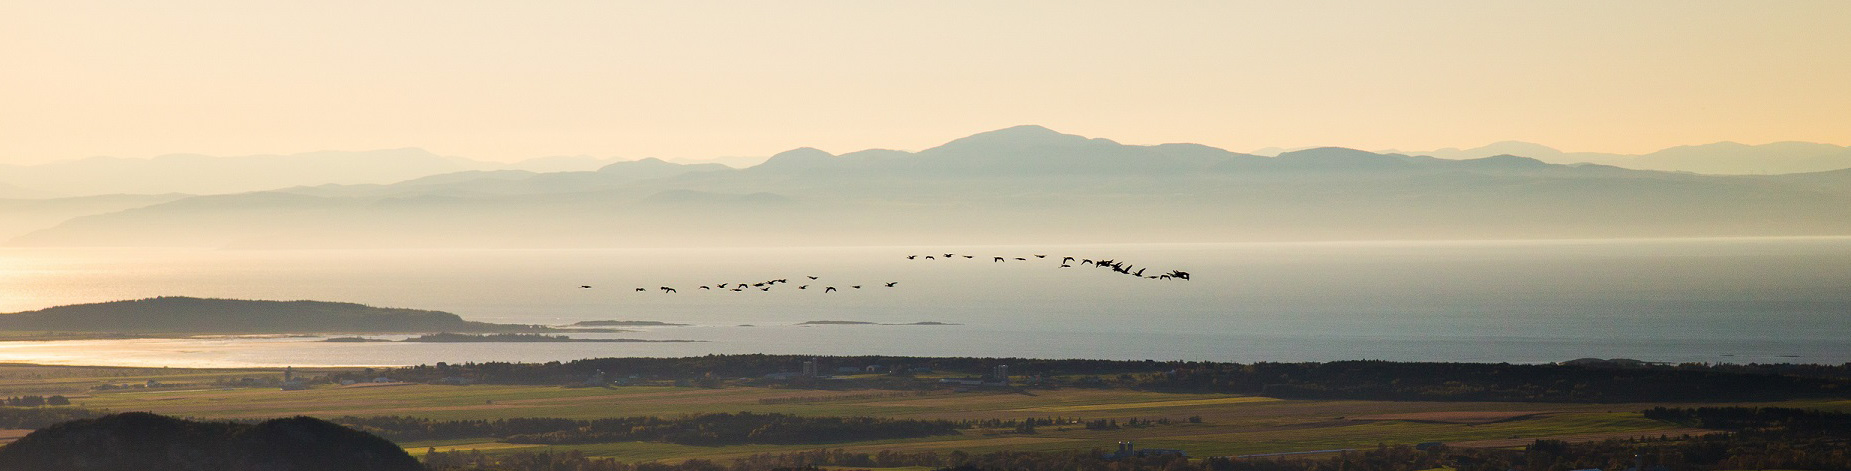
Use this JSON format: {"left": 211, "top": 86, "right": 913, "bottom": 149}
{"left": 0, "top": 238, "right": 1846, "bottom": 367}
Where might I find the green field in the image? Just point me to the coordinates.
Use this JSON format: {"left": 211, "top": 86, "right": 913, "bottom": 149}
{"left": 4, "top": 363, "right": 1841, "bottom": 463}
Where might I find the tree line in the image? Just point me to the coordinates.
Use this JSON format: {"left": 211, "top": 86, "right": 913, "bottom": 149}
{"left": 1, "top": 395, "right": 71, "bottom": 407}
{"left": 356, "top": 355, "right": 1851, "bottom": 403}
{"left": 333, "top": 412, "right": 961, "bottom": 446}
{"left": 0, "top": 406, "right": 97, "bottom": 429}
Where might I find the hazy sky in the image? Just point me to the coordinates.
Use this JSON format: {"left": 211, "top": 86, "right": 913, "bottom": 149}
{"left": 3, "top": 1, "right": 1848, "bottom": 164}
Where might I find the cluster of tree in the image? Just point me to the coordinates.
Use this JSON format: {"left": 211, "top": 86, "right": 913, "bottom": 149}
{"left": 0, "top": 405, "right": 97, "bottom": 429}
{"left": 333, "top": 412, "right": 960, "bottom": 446}
{"left": 1, "top": 395, "right": 71, "bottom": 407}
{"left": 1642, "top": 406, "right": 1851, "bottom": 434}
{"left": 424, "top": 450, "right": 822, "bottom": 471}
{"left": 365, "top": 355, "right": 1851, "bottom": 403}
{"left": 958, "top": 416, "right": 1189, "bottom": 434}
{"left": 214, "top": 375, "right": 293, "bottom": 387}
{"left": 366, "top": 355, "right": 1180, "bottom": 386}
{"left": 1147, "top": 360, "right": 1851, "bottom": 402}
{"left": 1513, "top": 429, "right": 1851, "bottom": 471}
{"left": 0, "top": 412, "right": 419, "bottom": 471}
{"left": 756, "top": 390, "right": 935, "bottom": 404}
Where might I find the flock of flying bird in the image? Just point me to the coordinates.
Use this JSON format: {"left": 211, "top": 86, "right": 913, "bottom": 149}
{"left": 905, "top": 252, "right": 1192, "bottom": 281}
{"left": 578, "top": 252, "right": 1190, "bottom": 293}
{"left": 581, "top": 275, "right": 896, "bottom": 294}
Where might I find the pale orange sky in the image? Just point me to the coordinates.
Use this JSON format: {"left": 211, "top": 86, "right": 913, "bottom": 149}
{"left": 2, "top": 1, "right": 1848, "bottom": 164}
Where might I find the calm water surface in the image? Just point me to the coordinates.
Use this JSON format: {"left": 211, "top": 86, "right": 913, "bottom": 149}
{"left": 0, "top": 238, "right": 1847, "bottom": 367}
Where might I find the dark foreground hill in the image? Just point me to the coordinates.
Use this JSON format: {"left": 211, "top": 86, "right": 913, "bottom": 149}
{"left": 0, "top": 412, "right": 420, "bottom": 471}
{"left": 0, "top": 296, "right": 554, "bottom": 334}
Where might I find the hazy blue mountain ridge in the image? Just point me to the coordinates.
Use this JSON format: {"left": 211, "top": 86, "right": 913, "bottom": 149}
{"left": 9, "top": 126, "right": 1851, "bottom": 247}
{"left": 1401, "top": 140, "right": 1851, "bottom": 175}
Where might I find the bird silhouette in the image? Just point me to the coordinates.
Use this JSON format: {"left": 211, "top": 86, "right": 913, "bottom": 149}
{"left": 1034, "top": 254, "right": 1046, "bottom": 258}
{"left": 925, "top": 256, "right": 935, "bottom": 260}
{"left": 943, "top": 253, "right": 954, "bottom": 258}
{"left": 994, "top": 257, "right": 1005, "bottom": 262}
{"left": 1062, "top": 257, "right": 1075, "bottom": 264}
{"left": 580, "top": 285, "right": 592, "bottom": 289}
{"left": 963, "top": 255, "right": 973, "bottom": 259}
{"left": 635, "top": 288, "right": 646, "bottom": 292}
{"left": 907, "top": 255, "right": 917, "bottom": 260}
{"left": 799, "top": 285, "right": 808, "bottom": 289}
{"left": 660, "top": 287, "right": 677, "bottom": 293}
{"left": 761, "top": 287, "right": 771, "bottom": 291}
{"left": 700, "top": 286, "right": 711, "bottom": 290}
{"left": 1014, "top": 257, "right": 1027, "bottom": 261}
{"left": 717, "top": 283, "right": 729, "bottom": 288}
{"left": 851, "top": 285, "right": 861, "bottom": 289}
{"left": 824, "top": 287, "right": 837, "bottom": 293}
{"left": 807, "top": 276, "right": 819, "bottom": 280}
{"left": 884, "top": 282, "right": 897, "bottom": 287}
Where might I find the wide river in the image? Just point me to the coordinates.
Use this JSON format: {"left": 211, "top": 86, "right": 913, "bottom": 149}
{"left": 0, "top": 238, "right": 1847, "bottom": 368}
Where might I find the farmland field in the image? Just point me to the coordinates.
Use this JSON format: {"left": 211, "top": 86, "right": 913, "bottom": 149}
{"left": 6, "top": 363, "right": 1839, "bottom": 462}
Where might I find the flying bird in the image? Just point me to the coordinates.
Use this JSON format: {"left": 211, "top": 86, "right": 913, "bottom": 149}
{"left": 884, "top": 282, "right": 897, "bottom": 287}
{"left": 824, "top": 287, "right": 837, "bottom": 293}
{"left": 580, "top": 285, "right": 592, "bottom": 289}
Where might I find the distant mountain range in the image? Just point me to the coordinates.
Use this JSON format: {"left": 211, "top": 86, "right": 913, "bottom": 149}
{"left": 5, "top": 132, "right": 1846, "bottom": 199}
{"left": 0, "top": 149, "right": 640, "bottom": 197}
{"left": 7, "top": 125, "right": 1851, "bottom": 247}
{"left": 1389, "top": 141, "right": 1851, "bottom": 175}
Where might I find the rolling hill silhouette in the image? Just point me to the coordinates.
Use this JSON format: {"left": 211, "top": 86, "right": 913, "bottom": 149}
{"left": 0, "top": 412, "right": 420, "bottom": 471}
